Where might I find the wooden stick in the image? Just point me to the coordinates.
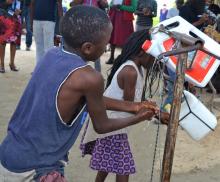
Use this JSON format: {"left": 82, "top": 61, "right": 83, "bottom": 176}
{"left": 161, "top": 44, "right": 188, "bottom": 182}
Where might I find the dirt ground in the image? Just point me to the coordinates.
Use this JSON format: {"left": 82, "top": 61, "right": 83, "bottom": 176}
{"left": 1, "top": 37, "right": 220, "bottom": 182}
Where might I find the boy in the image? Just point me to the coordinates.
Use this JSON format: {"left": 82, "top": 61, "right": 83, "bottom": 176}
{"left": 0, "top": 6, "right": 156, "bottom": 181}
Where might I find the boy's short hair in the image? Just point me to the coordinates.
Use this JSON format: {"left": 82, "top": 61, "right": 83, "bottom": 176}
{"left": 176, "top": 0, "right": 184, "bottom": 4}
{"left": 60, "top": 5, "right": 111, "bottom": 49}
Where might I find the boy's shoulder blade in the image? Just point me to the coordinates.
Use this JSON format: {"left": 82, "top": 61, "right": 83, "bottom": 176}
{"left": 68, "top": 65, "right": 104, "bottom": 91}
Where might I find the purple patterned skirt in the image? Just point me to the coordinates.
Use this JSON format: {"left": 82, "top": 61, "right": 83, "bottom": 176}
{"left": 87, "top": 134, "right": 136, "bottom": 175}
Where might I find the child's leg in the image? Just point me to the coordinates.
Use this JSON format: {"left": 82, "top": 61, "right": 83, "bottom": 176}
{"left": 95, "top": 171, "right": 108, "bottom": 182}
{"left": 116, "top": 174, "right": 129, "bottom": 182}
{"left": 0, "top": 44, "right": 6, "bottom": 71}
{"left": 10, "top": 43, "right": 16, "bottom": 67}
{"left": 9, "top": 43, "right": 19, "bottom": 71}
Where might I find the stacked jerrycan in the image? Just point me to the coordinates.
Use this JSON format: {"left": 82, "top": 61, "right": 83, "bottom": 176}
{"left": 142, "top": 16, "right": 218, "bottom": 140}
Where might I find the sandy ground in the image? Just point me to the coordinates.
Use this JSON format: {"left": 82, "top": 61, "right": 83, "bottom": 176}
{"left": 1, "top": 37, "right": 220, "bottom": 182}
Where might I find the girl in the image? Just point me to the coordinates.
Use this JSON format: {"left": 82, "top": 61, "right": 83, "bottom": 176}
{"left": 81, "top": 29, "right": 169, "bottom": 182}
{"left": 0, "top": 0, "right": 21, "bottom": 73}
{"left": 106, "top": 0, "right": 136, "bottom": 64}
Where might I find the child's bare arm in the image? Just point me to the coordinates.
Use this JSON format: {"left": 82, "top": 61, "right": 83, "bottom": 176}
{"left": 120, "top": 66, "right": 137, "bottom": 101}
{"left": 103, "top": 96, "right": 159, "bottom": 114}
{"left": 102, "top": 65, "right": 138, "bottom": 113}
{"left": 103, "top": 97, "right": 140, "bottom": 113}
{"left": 118, "top": 65, "right": 159, "bottom": 113}
{"left": 141, "top": 100, "right": 159, "bottom": 112}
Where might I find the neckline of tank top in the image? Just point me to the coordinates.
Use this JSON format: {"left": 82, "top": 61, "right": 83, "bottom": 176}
{"left": 61, "top": 46, "right": 82, "bottom": 59}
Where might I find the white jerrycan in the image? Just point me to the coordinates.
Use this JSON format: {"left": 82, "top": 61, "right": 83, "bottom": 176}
{"left": 179, "top": 90, "right": 217, "bottom": 141}
{"left": 142, "top": 16, "right": 220, "bottom": 87}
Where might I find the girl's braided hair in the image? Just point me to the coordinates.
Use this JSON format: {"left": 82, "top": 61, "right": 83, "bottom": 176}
{"left": 106, "top": 29, "right": 151, "bottom": 88}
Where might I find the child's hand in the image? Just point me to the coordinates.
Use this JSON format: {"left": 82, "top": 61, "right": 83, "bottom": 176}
{"left": 155, "top": 111, "right": 170, "bottom": 125}
{"left": 143, "top": 7, "right": 151, "bottom": 16}
{"left": 14, "top": 9, "right": 21, "bottom": 15}
{"left": 139, "top": 100, "right": 159, "bottom": 113}
{"left": 198, "top": 14, "right": 209, "bottom": 24}
{"left": 137, "top": 107, "right": 155, "bottom": 121}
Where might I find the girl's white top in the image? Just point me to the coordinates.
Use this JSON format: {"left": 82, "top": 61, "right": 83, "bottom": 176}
{"left": 83, "top": 60, "right": 145, "bottom": 143}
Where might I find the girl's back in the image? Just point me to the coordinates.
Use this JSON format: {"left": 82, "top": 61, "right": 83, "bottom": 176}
{"left": 105, "top": 60, "right": 144, "bottom": 102}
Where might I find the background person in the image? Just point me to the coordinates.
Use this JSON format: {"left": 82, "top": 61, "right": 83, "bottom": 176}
{"left": 159, "top": 3, "right": 168, "bottom": 22}
{"left": 0, "top": 0, "right": 21, "bottom": 73}
{"left": 105, "top": 0, "right": 136, "bottom": 65}
{"left": 207, "top": 0, "right": 220, "bottom": 16}
{"left": 166, "top": 0, "right": 184, "bottom": 19}
{"left": 21, "top": 0, "right": 32, "bottom": 51}
{"left": 179, "top": 0, "right": 208, "bottom": 30}
{"left": 135, "top": 0, "right": 157, "bottom": 31}
{"left": 30, "top": 0, "right": 63, "bottom": 64}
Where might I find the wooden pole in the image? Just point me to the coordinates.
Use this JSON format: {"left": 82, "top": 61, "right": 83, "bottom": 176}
{"left": 161, "top": 46, "right": 188, "bottom": 182}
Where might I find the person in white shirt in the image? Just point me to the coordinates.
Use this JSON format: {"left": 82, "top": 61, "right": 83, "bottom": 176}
{"left": 166, "top": 0, "right": 184, "bottom": 19}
